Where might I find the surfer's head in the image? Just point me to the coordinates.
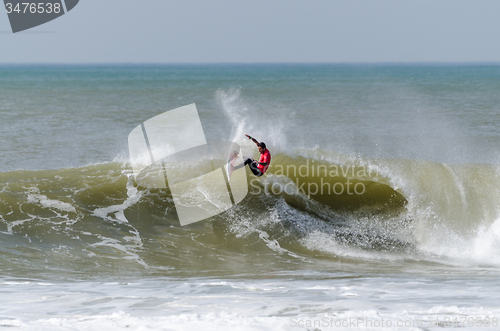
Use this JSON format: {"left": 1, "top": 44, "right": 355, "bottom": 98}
{"left": 258, "top": 142, "right": 266, "bottom": 154}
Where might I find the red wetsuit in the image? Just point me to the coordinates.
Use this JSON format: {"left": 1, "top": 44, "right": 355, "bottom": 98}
{"left": 257, "top": 149, "right": 271, "bottom": 174}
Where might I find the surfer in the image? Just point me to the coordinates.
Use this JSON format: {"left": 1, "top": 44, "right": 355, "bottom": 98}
{"left": 243, "top": 134, "right": 271, "bottom": 177}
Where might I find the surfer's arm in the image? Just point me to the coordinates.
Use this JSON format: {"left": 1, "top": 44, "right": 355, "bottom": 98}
{"left": 245, "top": 134, "right": 259, "bottom": 146}
{"left": 257, "top": 159, "right": 270, "bottom": 166}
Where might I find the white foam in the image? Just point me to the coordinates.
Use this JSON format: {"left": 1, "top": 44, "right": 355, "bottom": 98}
{"left": 418, "top": 216, "right": 500, "bottom": 267}
{"left": 0, "top": 312, "right": 292, "bottom": 331}
{"left": 92, "top": 177, "right": 143, "bottom": 223}
{"left": 90, "top": 176, "right": 148, "bottom": 267}
{"left": 2, "top": 276, "right": 500, "bottom": 331}
{"left": 26, "top": 187, "right": 76, "bottom": 213}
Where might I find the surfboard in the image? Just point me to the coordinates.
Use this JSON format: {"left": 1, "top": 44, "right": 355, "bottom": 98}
{"left": 226, "top": 151, "right": 239, "bottom": 180}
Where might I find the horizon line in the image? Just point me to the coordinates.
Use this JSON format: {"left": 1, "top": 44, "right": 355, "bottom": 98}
{"left": 1, "top": 61, "right": 500, "bottom": 66}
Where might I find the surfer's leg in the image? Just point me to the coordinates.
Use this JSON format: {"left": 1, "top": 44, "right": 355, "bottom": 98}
{"left": 245, "top": 158, "right": 263, "bottom": 177}
{"left": 253, "top": 168, "right": 263, "bottom": 177}
{"left": 232, "top": 158, "right": 252, "bottom": 171}
{"left": 232, "top": 163, "right": 245, "bottom": 170}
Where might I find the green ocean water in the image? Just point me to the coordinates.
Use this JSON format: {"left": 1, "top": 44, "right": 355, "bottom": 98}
{"left": 1, "top": 64, "right": 500, "bottom": 330}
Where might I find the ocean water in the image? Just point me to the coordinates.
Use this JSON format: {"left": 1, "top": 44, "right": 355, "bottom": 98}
{"left": 1, "top": 64, "right": 500, "bottom": 330}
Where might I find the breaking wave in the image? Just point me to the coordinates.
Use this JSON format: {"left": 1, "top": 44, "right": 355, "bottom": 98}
{"left": 1, "top": 148, "right": 500, "bottom": 279}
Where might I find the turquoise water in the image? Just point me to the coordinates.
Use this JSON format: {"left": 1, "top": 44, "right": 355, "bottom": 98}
{"left": 2, "top": 64, "right": 500, "bottom": 171}
{"left": 1, "top": 64, "right": 500, "bottom": 330}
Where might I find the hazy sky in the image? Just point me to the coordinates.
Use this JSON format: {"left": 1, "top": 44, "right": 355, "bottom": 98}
{"left": 1, "top": 0, "right": 500, "bottom": 63}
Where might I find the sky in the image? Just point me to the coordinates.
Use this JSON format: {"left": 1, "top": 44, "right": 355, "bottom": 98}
{"left": 1, "top": 0, "right": 500, "bottom": 63}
